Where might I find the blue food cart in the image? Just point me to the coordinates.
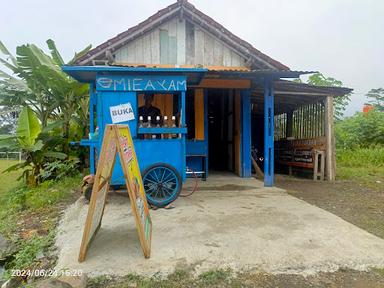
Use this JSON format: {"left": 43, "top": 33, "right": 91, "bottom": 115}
{"left": 63, "top": 66, "right": 207, "bottom": 207}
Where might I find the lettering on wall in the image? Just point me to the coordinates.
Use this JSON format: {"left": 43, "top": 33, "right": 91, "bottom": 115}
{"left": 109, "top": 103, "right": 135, "bottom": 124}
{"left": 96, "top": 75, "right": 187, "bottom": 92}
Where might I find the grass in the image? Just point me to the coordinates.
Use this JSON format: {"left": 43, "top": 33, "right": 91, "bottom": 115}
{"left": 87, "top": 269, "right": 233, "bottom": 288}
{"left": 0, "top": 160, "right": 22, "bottom": 199}
{"left": 336, "top": 147, "right": 384, "bottom": 189}
{"left": 0, "top": 160, "right": 81, "bottom": 281}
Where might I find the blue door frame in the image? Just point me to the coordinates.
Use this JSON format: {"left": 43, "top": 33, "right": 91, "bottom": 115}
{"left": 241, "top": 89, "right": 252, "bottom": 177}
{"left": 263, "top": 80, "right": 274, "bottom": 187}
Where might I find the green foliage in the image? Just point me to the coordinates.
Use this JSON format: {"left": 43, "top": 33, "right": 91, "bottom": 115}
{"left": 16, "top": 106, "right": 41, "bottom": 149}
{"left": 366, "top": 87, "right": 384, "bottom": 112}
{"left": 6, "top": 233, "right": 54, "bottom": 271}
{"left": 335, "top": 109, "right": 384, "bottom": 149}
{"left": 38, "top": 159, "right": 80, "bottom": 182}
{"left": 307, "top": 72, "right": 351, "bottom": 121}
{"left": 1, "top": 107, "right": 67, "bottom": 186}
{"left": 0, "top": 39, "right": 90, "bottom": 157}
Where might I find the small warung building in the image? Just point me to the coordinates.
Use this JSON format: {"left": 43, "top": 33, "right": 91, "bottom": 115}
{"left": 64, "top": 0, "right": 352, "bottom": 189}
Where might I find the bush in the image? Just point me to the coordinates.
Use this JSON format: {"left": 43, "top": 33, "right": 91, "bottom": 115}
{"left": 38, "top": 159, "right": 80, "bottom": 182}
{"left": 336, "top": 109, "right": 384, "bottom": 149}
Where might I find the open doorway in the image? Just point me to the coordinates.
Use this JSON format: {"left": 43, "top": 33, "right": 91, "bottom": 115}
{"left": 207, "top": 89, "right": 240, "bottom": 175}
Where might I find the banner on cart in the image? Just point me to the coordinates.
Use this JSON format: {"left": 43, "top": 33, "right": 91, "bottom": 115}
{"left": 109, "top": 102, "right": 135, "bottom": 123}
{"left": 78, "top": 124, "right": 152, "bottom": 262}
{"left": 96, "top": 75, "right": 187, "bottom": 92}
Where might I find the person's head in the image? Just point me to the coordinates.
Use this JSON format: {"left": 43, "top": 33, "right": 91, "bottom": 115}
{"left": 144, "top": 93, "right": 154, "bottom": 107}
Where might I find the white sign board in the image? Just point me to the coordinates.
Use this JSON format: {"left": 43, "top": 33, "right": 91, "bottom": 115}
{"left": 109, "top": 103, "right": 135, "bottom": 124}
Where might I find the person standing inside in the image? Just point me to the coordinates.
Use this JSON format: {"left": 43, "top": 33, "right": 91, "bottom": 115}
{"left": 138, "top": 93, "right": 162, "bottom": 139}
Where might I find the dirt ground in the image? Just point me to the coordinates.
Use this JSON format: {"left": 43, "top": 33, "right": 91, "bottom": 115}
{"left": 276, "top": 175, "right": 384, "bottom": 240}
{"left": 272, "top": 175, "right": 384, "bottom": 288}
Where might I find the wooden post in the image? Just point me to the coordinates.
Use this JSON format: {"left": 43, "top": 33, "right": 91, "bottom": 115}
{"left": 286, "top": 110, "right": 293, "bottom": 138}
{"left": 324, "top": 96, "right": 336, "bottom": 181}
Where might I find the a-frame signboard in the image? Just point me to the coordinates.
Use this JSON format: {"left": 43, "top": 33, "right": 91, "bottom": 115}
{"left": 78, "top": 124, "right": 152, "bottom": 262}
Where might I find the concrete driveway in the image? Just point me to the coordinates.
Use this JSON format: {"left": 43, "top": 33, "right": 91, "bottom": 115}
{"left": 55, "top": 174, "right": 384, "bottom": 277}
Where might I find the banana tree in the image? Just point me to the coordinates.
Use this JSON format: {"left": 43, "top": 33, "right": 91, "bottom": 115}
{"left": 0, "top": 40, "right": 91, "bottom": 145}
{"left": 45, "top": 39, "right": 91, "bottom": 154}
{"left": 0, "top": 107, "right": 66, "bottom": 186}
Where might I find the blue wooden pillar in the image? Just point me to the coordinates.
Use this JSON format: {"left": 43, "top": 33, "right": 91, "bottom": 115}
{"left": 264, "top": 80, "right": 274, "bottom": 186}
{"left": 204, "top": 89, "right": 209, "bottom": 179}
{"left": 181, "top": 91, "right": 186, "bottom": 181}
{"left": 89, "top": 82, "right": 96, "bottom": 174}
{"left": 241, "top": 89, "right": 252, "bottom": 177}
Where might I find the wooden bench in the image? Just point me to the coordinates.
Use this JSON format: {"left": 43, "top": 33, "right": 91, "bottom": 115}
{"left": 278, "top": 149, "right": 325, "bottom": 181}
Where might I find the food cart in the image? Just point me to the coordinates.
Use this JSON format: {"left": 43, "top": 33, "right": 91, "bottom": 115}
{"left": 63, "top": 66, "right": 207, "bottom": 207}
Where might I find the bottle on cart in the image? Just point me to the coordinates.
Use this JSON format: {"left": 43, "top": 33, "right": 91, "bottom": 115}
{"left": 154, "top": 115, "right": 161, "bottom": 139}
{"left": 171, "top": 116, "right": 177, "bottom": 139}
{"left": 139, "top": 116, "right": 144, "bottom": 128}
{"left": 146, "top": 116, "right": 152, "bottom": 139}
{"left": 163, "top": 116, "right": 168, "bottom": 139}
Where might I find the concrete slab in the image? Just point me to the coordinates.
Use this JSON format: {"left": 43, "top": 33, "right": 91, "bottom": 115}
{"left": 55, "top": 175, "right": 384, "bottom": 277}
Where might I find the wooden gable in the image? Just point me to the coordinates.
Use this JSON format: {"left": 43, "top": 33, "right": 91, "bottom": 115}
{"left": 76, "top": 0, "right": 289, "bottom": 70}
{"left": 113, "top": 18, "right": 247, "bottom": 67}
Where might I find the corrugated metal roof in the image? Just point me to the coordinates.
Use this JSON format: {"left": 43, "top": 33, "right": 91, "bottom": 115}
{"left": 111, "top": 63, "right": 251, "bottom": 72}
{"left": 274, "top": 80, "right": 353, "bottom": 96}
{"left": 253, "top": 80, "right": 353, "bottom": 97}
{"left": 207, "top": 70, "right": 316, "bottom": 79}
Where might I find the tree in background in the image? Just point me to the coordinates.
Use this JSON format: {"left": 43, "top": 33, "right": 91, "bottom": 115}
{"left": 366, "top": 88, "right": 384, "bottom": 112}
{"left": 0, "top": 107, "right": 19, "bottom": 134}
{"left": 335, "top": 109, "right": 384, "bottom": 149}
{"left": 306, "top": 73, "right": 351, "bottom": 121}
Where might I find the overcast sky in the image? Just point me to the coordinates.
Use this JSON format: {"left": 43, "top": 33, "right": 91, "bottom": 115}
{"left": 1, "top": 0, "right": 383, "bottom": 116}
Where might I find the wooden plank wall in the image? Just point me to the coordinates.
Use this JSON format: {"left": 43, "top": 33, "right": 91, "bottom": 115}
{"left": 192, "top": 26, "right": 245, "bottom": 66}
{"left": 194, "top": 89, "right": 205, "bottom": 140}
{"left": 138, "top": 94, "right": 173, "bottom": 120}
{"left": 274, "top": 101, "right": 326, "bottom": 141}
{"left": 114, "top": 19, "right": 246, "bottom": 67}
{"left": 325, "top": 96, "right": 336, "bottom": 181}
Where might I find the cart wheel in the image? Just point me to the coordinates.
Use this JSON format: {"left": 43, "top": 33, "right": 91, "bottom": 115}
{"left": 142, "top": 163, "right": 182, "bottom": 207}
